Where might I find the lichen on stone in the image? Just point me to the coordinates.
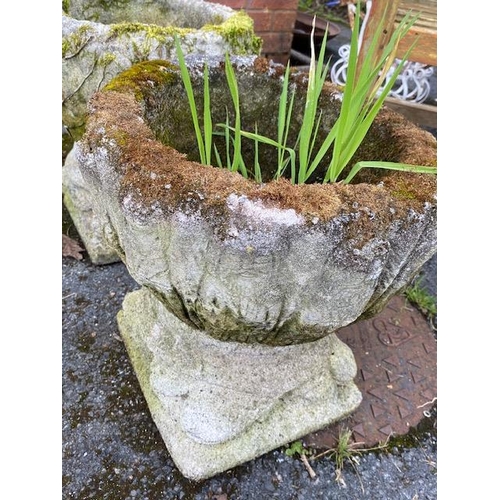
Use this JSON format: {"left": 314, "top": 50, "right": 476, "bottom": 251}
{"left": 62, "top": 24, "right": 95, "bottom": 58}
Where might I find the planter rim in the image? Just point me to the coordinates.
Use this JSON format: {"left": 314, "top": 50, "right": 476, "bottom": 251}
{"left": 82, "top": 57, "right": 437, "bottom": 228}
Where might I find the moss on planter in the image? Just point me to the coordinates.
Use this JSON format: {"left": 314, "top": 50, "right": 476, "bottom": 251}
{"left": 107, "top": 22, "right": 194, "bottom": 43}
{"left": 103, "top": 59, "right": 178, "bottom": 101}
{"left": 97, "top": 52, "right": 116, "bottom": 67}
{"left": 105, "top": 10, "right": 261, "bottom": 56}
{"left": 62, "top": 24, "right": 96, "bottom": 58}
{"left": 204, "top": 11, "right": 262, "bottom": 55}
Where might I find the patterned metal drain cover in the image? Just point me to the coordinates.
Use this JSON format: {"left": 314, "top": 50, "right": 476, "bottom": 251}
{"left": 303, "top": 295, "right": 437, "bottom": 449}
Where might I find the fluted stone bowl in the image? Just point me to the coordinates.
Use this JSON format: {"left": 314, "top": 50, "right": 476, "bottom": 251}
{"left": 75, "top": 56, "right": 437, "bottom": 347}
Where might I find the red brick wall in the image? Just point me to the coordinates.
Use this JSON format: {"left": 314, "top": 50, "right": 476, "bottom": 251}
{"left": 208, "top": 0, "right": 300, "bottom": 64}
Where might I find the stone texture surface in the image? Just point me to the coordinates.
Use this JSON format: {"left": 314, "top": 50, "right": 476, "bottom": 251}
{"left": 117, "top": 287, "right": 362, "bottom": 480}
{"left": 62, "top": 0, "right": 260, "bottom": 136}
{"left": 91, "top": 187, "right": 433, "bottom": 346}
{"left": 62, "top": 147, "right": 120, "bottom": 264}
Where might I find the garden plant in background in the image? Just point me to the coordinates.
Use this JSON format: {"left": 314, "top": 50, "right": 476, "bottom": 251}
{"left": 175, "top": 0, "right": 437, "bottom": 185}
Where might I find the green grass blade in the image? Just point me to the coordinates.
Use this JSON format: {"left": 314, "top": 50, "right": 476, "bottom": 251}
{"left": 174, "top": 36, "right": 206, "bottom": 164}
{"left": 315, "top": 27, "right": 330, "bottom": 90}
{"left": 284, "top": 87, "right": 296, "bottom": 137}
{"left": 343, "top": 161, "right": 437, "bottom": 184}
{"left": 308, "top": 120, "right": 340, "bottom": 181}
{"left": 220, "top": 125, "right": 293, "bottom": 152}
{"left": 277, "top": 62, "right": 292, "bottom": 170}
{"left": 338, "top": 41, "right": 419, "bottom": 171}
{"left": 224, "top": 52, "right": 246, "bottom": 177}
{"left": 203, "top": 63, "right": 212, "bottom": 166}
{"left": 219, "top": 124, "right": 297, "bottom": 181}
{"left": 253, "top": 122, "right": 262, "bottom": 183}
{"left": 224, "top": 110, "right": 231, "bottom": 169}
{"left": 325, "top": 3, "right": 361, "bottom": 182}
{"left": 303, "top": 109, "right": 324, "bottom": 180}
{"left": 298, "top": 16, "right": 320, "bottom": 182}
{"left": 281, "top": 88, "right": 296, "bottom": 177}
{"left": 213, "top": 143, "right": 223, "bottom": 168}
{"left": 297, "top": 21, "right": 332, "bottom": 183}
{"left": 305, "top": 32, "right": 332, "bottom": 173}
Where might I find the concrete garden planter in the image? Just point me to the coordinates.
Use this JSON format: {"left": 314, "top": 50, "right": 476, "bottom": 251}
{"left": 72, "top": 56, "right": 437, "bottom": 480}
{"left": 62, "top": 0, "right": 261, "bottom": 140}
{"left": 62, "top": 0, "right": 260, "bottom": 264}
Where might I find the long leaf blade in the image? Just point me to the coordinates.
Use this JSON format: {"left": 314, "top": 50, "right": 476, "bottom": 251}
{"left": 174, "top": 36, "right": 206, "bottom": 164}
{"left": 344, "top": 161, "right": 437, "bottom": 184}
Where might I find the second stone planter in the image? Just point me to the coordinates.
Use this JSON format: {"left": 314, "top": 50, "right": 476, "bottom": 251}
{"left": 62, "top": 0, "right": 261, "bottom": 139}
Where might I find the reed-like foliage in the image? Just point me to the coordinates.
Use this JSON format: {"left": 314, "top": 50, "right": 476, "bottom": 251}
{"left": 175, "top": 1, "right": 437, "bottom": 184}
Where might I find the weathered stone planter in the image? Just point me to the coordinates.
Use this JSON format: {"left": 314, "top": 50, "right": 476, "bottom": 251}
{"left": 62, "top": 0, "right": 261, "bottom": 139}
{"left": 62, "top": 0, "right": 260, "bottom": 263}
{"left": 73, "top": 56, "right": 437, "bottom": 480}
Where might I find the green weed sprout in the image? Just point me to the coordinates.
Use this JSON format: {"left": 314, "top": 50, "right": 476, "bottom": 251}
{"left": 405, "top": 276, "right": 437, "bottom": 319}
{"left": 321, "top": 2, "right": 437, "bottom": 183}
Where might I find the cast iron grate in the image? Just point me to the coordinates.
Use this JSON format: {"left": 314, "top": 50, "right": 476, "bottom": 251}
{"left": 303, "top": 294, "right": 437, "bottom": 449}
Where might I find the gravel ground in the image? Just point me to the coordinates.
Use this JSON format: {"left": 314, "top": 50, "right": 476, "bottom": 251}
{"left": 62, "top": 233, "right": 437, "bottom": 499}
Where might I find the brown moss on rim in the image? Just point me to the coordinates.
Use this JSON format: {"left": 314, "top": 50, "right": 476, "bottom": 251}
{"left": 82, "top": 63, "right": 436, "bottom": 232}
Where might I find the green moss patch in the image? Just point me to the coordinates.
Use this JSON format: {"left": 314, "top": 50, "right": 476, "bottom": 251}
{"left": 107, "top": 22, "right": 194, "bottom": 44}
{"left": 62, "top": 24, "right": 95, "bottom": 58}
{"left": 102, "top": 59, "right": 178, "bottom": 101}
{"left": 204, "top": 11, "right": 262, "bottom": 55}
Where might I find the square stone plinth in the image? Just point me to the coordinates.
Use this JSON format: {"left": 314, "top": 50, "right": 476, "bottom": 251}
{"left": 117, "top": 287, "right": 362, "bottom": 480}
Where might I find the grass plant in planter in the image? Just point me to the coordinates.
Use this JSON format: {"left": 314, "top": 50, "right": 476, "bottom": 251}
{"left": 73, "top": 10, "right": 437, "bottom": 481}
